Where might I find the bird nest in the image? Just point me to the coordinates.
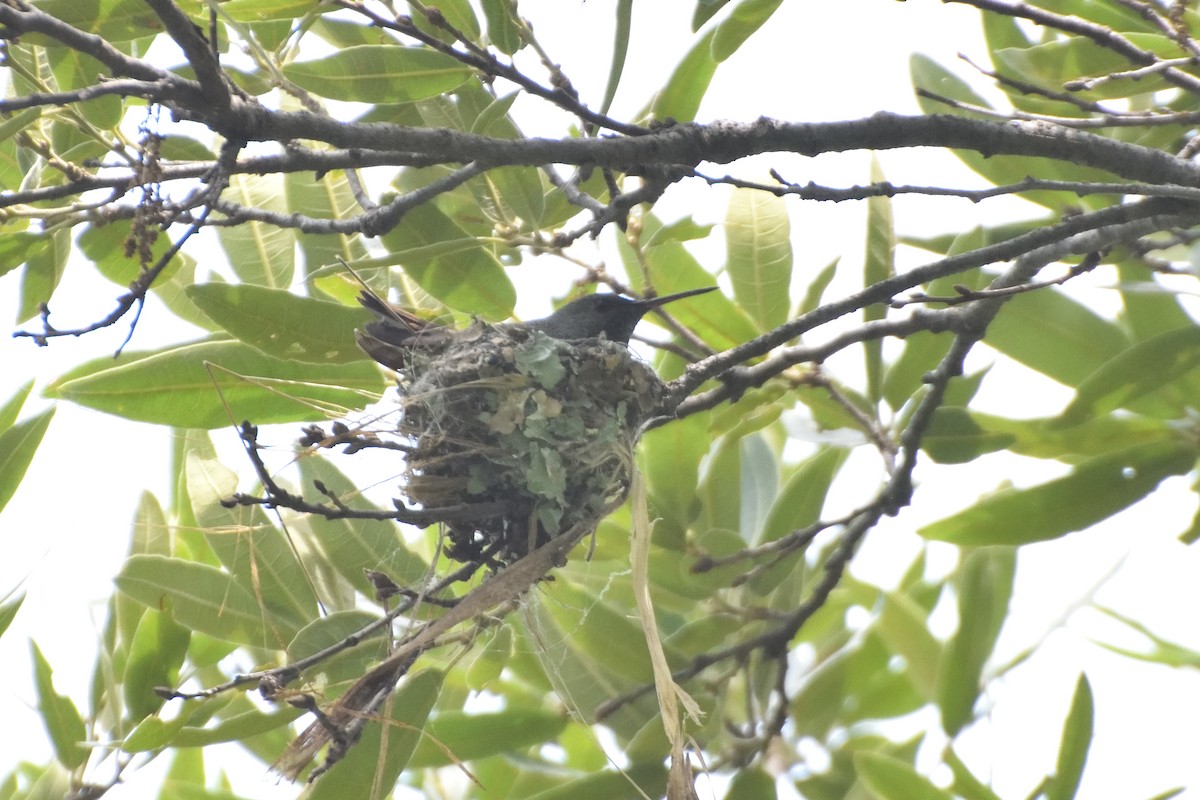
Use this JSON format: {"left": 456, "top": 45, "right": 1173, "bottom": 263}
{"left": 395, "top": 323, "right": 666, "bottom": 565}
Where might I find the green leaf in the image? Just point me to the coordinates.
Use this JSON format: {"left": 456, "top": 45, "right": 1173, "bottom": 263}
{"left": 920, "top": 440, "right": 1197, "bottom": 546}
{"left": 944, "top": 746, "right": 1004, "bottom": 800}
{"left": 116, "top": 554, "right": 289, "bottom": 648}
{"left": 0, "top": 593, "right": 24, "bottom": 639}
{"left": 725, "top": 187, "right": 792, "bottom": 331}
{"left": 937, "top": 548, "right": 1015, "bottom": 735}
{"left": 18, "top": 227, "right": 69, "bottom": 323}
{"left": 286, "top": 611, "right": 386, "bottom": 686}
{"left": 621, "top": 215, "right": 757, "bottom": 351}
{"left": 856, "top": 751, "right": 952, "bottom": 800}
{"left": 465, "top": 624, "right": 512, "bottom": 690}
{"left": 922, "top": 407, "right": 1017, "bottom": 464}
{"left": 0, "top": 405, "right": 52, "bottom": 515}
{"left": 985, "top": 285, "right": 1130, "bottom": 388}
{"left": 305, "top": 669, "right": 443, "bottom": 795}
{"left": 297, "top": 455, "right": 428, "bottom": 594}
{"left": 641, "top": 412, "right": 710, "bottom": 544}
{"left": 283, "top": 170, "right": 370, "bottom": 281}
{"left": 598, "top": 0, "right": 633, "bottom": 117}
{"left": 30, "top": 642, "right": 88, "bottom": 770}
{"left": 524, "top": 763, "right": 668, "bottom": 800}
{"left": 46, "top": 338, "right": 385, "bottom": 429}
{"left": 480, "top": 0, "right": 523, "bottom": 54}
{"left": 750, "top": 447, "right": 847, "bottom": 597}
{"left": 723, "top": 766, "right": 777, "bottom": 800}
{"left": 710, "top": 0, "right": 783, "bottom": 62}
{"left": 1055, "top": 325, "right": 1200, "bottom": 427}
{"left": 910, "top": 55, "right": 1113, "bottom": 210}
{"left": 649, "top": 29, "right": 718, "bottom": 122}
{"left": 863, "top": 157, "right": 894, "bottom": 404}
{"left": 172, "top": 706, "right": 302, "bottom": 748}
{"left": 1047, "top": 674, "right": 1094, "bottom": 800}
{"left": 222, "top": 0, "right": 336, "bottom": 22}
{"left": 875, "top": 593, "right": 940, "bottom": 698}
{"left": 187, "top": 453, "right": 318, "bottom": 630}
{"left": 408, "top": 709, "right": 568, "bottom": 767}
{"left": 0, "top": 232, "right": 46, "bottom": 281}
{"left": 123, "top": 608, "right": 190, "bottom": 721}
{"left": 1093, "top": 606, "right": 1200, "bottom": 668}
{"left": 283, "top": 46, "right": 472, "bottom": 103}
{"left": 217, "top": 173, "right": 295, "bottom": 288}
{"left": 187, "top": 284, "right": 371, "bottom": 364}
{"left": 943, "top": 409, "right": 1170, "bottom": 462}
{"left": 380, "top": 202, "right": 515, "bottom": 319}
{"left": 799, "top": 257, "right": 838, "bottom": 314}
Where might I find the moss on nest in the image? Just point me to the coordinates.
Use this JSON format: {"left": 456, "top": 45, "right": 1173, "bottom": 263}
{"left": 396, "top": 323, "right": 666, "bottom": 564}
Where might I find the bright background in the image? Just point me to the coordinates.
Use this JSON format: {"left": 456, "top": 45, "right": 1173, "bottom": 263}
{"left": 2, "top": 2, "right": 1200, "bottom": 797}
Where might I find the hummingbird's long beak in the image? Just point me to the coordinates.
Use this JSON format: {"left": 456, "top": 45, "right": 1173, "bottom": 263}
{"left": 633, "top": 286, "right": 718, "bottom": 309}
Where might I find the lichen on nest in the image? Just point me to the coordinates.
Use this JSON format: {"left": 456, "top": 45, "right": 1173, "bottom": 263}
{"left": 394, "top": 322, "right": 666, "bottom": 565}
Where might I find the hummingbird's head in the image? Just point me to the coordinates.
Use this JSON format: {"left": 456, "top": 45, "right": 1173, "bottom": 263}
{"left": 537, "top": 287, "right": 716, "bottom": 343}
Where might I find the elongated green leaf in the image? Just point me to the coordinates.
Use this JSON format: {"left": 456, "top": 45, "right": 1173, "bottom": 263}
{"left": 117, "top": 554, "right": 289, "bottom": 648}
{"left": 283, "top": 170, "right": 370, "bottom": 282}
{"left": 481, "top": 0, "right": 522, "bottom": 54}
{"left": 920, "top": 440, "right": 1197, "bottom": 545}
{"left": 863, "top": 157, "right": 893, "bottom": 404}
{"left": 937, "top": 409, "right": 1170, "bottom": 462}
{"left": 995, "top": 34, "right": 1177, "bottom": 102}
{"left": 18, "top": 227, "right": 69, "bottom": 323}
{"left": 123, "top": 608, "right": 190, "bottom": 721}
{"left": 31, "top": 0, "right": 164, "bottom": 41}
{"left": 856, "top": 751, "right": 952, "bottom": 800}
{"left": 380, "top": 202, "right": 515, "bottom": 319}
{"left": 0, "top": 407, "right": 53, "bottom": 516}
{"left": 187, "top": 284, "right": 371, "bottom": 364}
{"left": 620, "top": 215, "right": 757, "bottom": 350}
{"left": 922, "top": 407, "right": 1017, "bottom": 464}
{"left": 910, "top": 55, "right": 1113, "bottom": 210}
{"left": 222, "top": 0, "right": 334, "bottom": 22}
{"left": 599, "top": 0, "right": 633, "bottom": 117}
{"left": 649, "top": 29, "right": 717, "bottom": 122}
{"left": 1092, "top": 606, "right": 1200, "bottom": 667}
{"left": 297, "top": 456, "right": 428, "bottom": 596}
{"left": 172, "top": 706, "right": 303, "bottom": 748}
{"left": 305, "top": 669, "right": 444, "bottom": 795}
{"left": 525, "top": 763, "right": 668, "bottom": 800}
{"left": 1056, "top": 325, "right": 1200, "bottom": 427}
{"left": 944, "top": 746, "right": 1004, "bottom": 800}
{"left": 287, "top": 611, "right": 386, "bottom": 686}
{"left": 1047, "top": 675, "right": 1094, "bottom": 800}
{"left": 284, "top": 46, "right": 472, "bottom": 103}
{"left": 938, "top": 548, "right": 1015, "bottom": 735}
{"left": 31, "top": 642, "right": 88, "bottom": 770}
{"left": 0, "top": 380, "right": 32, "bottom": 431}
{"left": 0, "top": 232, "right": 45, "bottom": 282}
{"left": 46, "top": 338, "right": 385, "bottom": 429}
{"left": 218, "top": 173, "right": 294, "bottom": 289}
{"left": 726, "top": 187, "right": 792, "bottom": 332}
{"left": 0, "top": 592, "right": 24, "bottom": 639}
{"left": 640, "top": 412, "right": 710, "bottom": 545}
{"left": 750, "top": 447, "right": 847, "bottom": 598}
{"left": 723, "top": 767, "right": 776, "bottom": 800}
{"left": 876, "top": 593, "right": 940, "bottom": 697}
{"left": 187, "top": 453, "right": 318, "bottom": 631}
{"left": 985, "top": 285, "right": 1130, "bottom": 389}
{"left": 711, "top": 0, "right": 783, "bottom": 62}
{"left": 409, "top": 709, "right": 567, "bottom": 767}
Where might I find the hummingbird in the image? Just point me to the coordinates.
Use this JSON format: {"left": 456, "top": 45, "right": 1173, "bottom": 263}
{"left": 356, "top": 286, "right": 716, "bottom": 370}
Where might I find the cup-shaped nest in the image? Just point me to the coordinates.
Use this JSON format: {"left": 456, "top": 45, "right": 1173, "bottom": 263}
{"left": 397, "top": 323, "right": 666, "bottom": 564}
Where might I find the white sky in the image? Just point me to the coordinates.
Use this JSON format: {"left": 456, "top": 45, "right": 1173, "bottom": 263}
{"left": 2, "top": 1, "right": 1200, "bottom": 797}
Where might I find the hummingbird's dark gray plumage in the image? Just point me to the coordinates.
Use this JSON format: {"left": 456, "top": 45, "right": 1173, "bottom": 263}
{"left": 357, "top": 286, "right": 715, "bottom": 370}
